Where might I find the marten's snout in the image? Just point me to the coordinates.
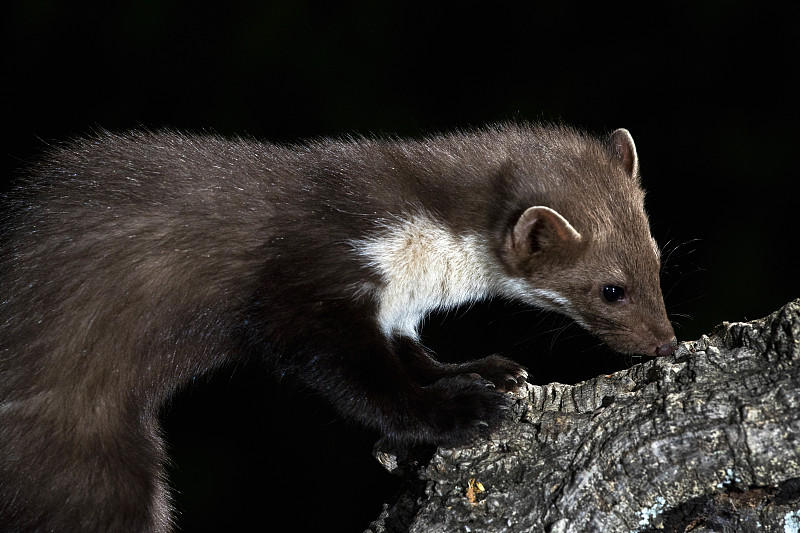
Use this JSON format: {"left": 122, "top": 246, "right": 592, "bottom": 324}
{"left": 655, "top": 337, "right": 678, "bottom": 357}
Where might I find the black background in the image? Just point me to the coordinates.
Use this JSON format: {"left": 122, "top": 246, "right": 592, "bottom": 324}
{"left": 4, "top": 2, "right": 799, "bottom": 531}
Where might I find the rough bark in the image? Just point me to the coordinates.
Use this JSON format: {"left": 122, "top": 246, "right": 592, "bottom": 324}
{"left": 367, "top": 299, "right": 800, "bottom": 533}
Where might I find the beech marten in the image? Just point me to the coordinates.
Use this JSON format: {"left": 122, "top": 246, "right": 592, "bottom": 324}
{"left": 0, "top": 123, "right": 675, "bottom": 532}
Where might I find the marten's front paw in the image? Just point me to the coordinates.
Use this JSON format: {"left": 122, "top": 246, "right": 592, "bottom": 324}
{"left": 464, "top": 354, "right": 528, "bottom": 393}
{"left": 421, "top": 374, "right": 512, "bottom": 446}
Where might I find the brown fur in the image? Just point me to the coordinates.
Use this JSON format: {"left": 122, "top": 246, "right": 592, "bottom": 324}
{"left": 0, "top": 123, "right": 674, "bottom": 531}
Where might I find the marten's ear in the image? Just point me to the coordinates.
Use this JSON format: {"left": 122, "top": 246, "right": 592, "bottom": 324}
{"left": 609, "top": 128, "right": 639, "bottom": 177}
{"left": 510, "top": 206, "right": 582, "bottom": 257}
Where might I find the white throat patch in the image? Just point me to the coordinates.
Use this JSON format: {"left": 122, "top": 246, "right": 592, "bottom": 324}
{"left": 351, "top": 214, "right": 498, "bottom": 338}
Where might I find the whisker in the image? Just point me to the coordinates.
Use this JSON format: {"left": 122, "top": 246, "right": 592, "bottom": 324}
{"left": 661, "top": 238, "right": 703, "bottom": 268}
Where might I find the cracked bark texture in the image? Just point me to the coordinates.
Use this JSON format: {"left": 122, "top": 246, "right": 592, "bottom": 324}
{"left": 367, "top": 299, "right": 800, "bottom": 533}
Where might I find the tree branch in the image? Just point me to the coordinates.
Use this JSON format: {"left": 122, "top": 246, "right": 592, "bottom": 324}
{"left": 368, "top": 299, "right": 800, "bottom": 532}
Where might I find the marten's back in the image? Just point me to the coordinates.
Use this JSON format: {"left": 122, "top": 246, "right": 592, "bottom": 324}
{"left": 0, "top": 132, "right": 279, "bottom": 403}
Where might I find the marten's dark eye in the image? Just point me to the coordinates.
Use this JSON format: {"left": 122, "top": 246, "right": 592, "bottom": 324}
{"left": 602, "top": 285, "right": 626, "bottom": 303}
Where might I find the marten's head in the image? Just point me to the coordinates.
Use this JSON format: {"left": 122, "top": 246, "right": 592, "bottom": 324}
{"left": 503, "top": 128, "right": 676, "bottom": 357}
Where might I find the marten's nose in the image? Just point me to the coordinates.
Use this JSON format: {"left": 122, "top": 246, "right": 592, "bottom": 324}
{"left": 655, "top": 337, "right": 678, "bottom": 357}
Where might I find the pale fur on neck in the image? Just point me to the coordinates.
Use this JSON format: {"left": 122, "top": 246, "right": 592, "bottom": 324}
{"left": 350, "top": 212, "right": 559, "bottom": 338}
